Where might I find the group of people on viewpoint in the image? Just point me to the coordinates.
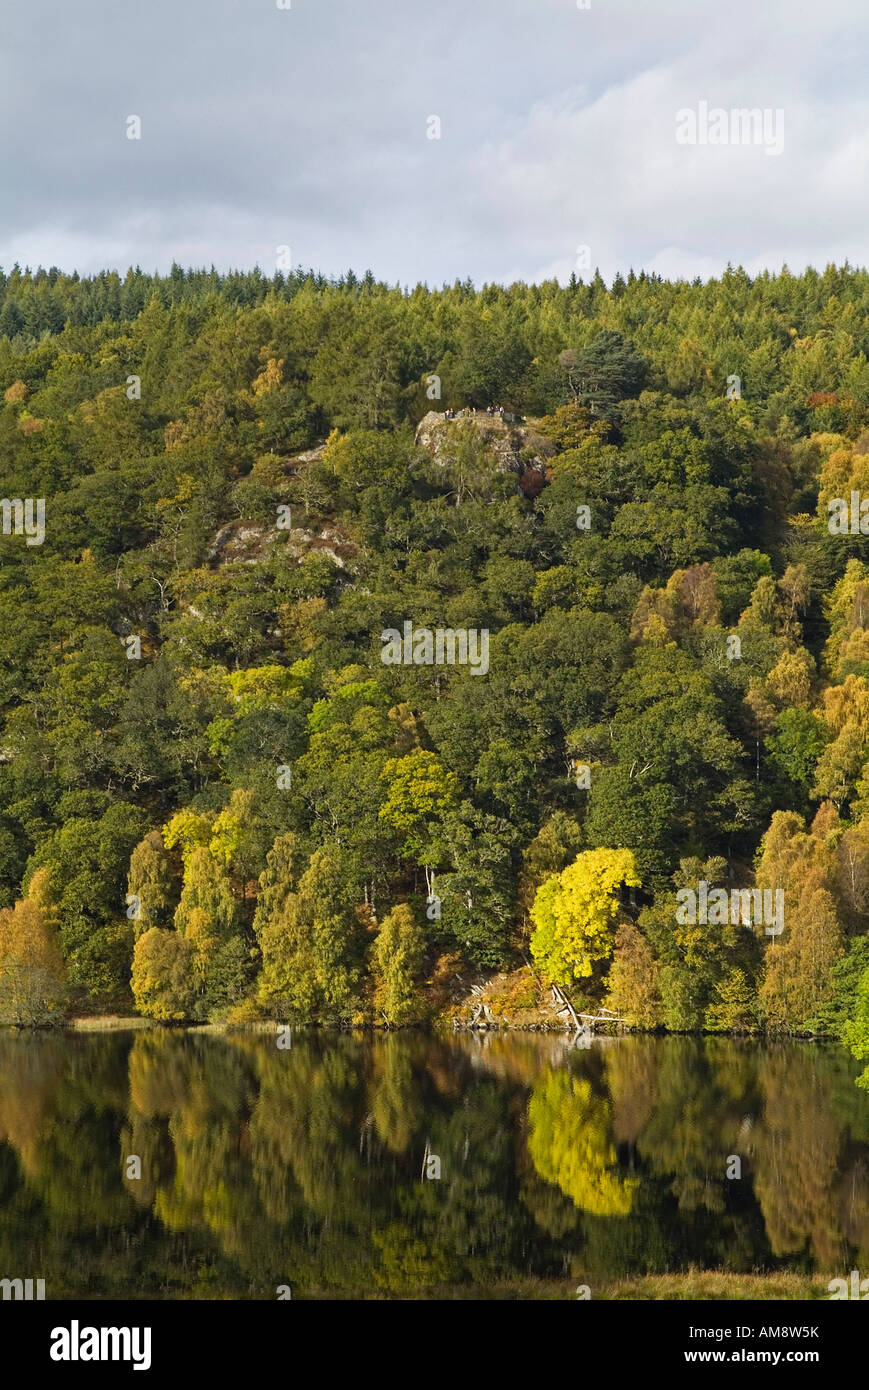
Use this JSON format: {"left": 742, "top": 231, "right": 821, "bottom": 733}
{"left": 443, "top": 404, "right": 507, "bottom": 420}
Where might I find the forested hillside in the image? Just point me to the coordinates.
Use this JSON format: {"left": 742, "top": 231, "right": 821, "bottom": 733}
{"left": 3, "top": 260, "right": 869, "bottom": 1047}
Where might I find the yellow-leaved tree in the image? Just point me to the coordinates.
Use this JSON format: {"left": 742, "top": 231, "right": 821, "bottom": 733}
{"left": 131, "top": 929, "right": 195, "bottom": 1021}
{"left": 0, "top": 869, "right": 68, "bottom": 1025}
{"left": 529, "top": 847, "right": 640, "bottom": 985}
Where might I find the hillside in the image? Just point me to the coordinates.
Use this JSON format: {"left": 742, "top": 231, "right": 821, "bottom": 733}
{"left": 1, "top": 264, "right": 869, "bottom": 1054}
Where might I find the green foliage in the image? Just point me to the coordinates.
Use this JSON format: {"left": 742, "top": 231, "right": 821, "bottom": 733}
{"left": 257, "top": 845, "right": 366, "bottom": 1021}
{"left": 131, "top": 928, "right": 195, "bottom": 1021}
{"left": 25, "top": 803, "right": 149, "bottom": 997}
{"left": 4, "top": 261, "right": 869, "bottom": 1032}
{"left": 558, "top": 331, "right": 647, "bottom": 420}
{"left": 127, "top": 830, "right": 178, "bottom": 932}
{"left": 845, "top": 963, "right": 869, "bottom": 1087}
{"left": 517, "top": 812, "right": 584, "bottom": 931}
{"left": 814, "top": 935, "right": 869, "bottom": 1040}
{"left": 641, "top": 858, "right": 763, "bottom": 1032}
{"left": 378, "top": 751, "right": 459, "bottom": 868}
{"left": 372, "top": 904, "right": 425, "bottom": 1024}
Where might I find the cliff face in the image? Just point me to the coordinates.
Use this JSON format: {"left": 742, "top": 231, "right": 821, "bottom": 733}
{"left": 414, "top": 410, "right": 555, "bottom": 480}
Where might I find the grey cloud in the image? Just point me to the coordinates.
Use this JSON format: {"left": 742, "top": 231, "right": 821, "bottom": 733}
{"left": 1, "top": 0, "right": 868, "bottom": 283}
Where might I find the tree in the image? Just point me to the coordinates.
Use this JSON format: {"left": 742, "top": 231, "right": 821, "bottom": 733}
{"left": 131, "top": 928, "right": 195, "bottom": 1021}
{"left": 558, "top": 331, "right": 647, "bottom": 417}
{"left": 0, "top": 870, "right": 67, "bottom": 1025}
{"left": 530, "top": 848, "right": 640, "bottom": 985}
{"left": 25, "top": 803, "right": 149, "bottom": 997}
{"left": 585, "top": 645, "right": 749, "bottom": 878}
{"left": 517, "top": 812, "right": 584, "bottom": 934}
{"left": 257, "top": 845, "right": 366, "bottom": 1021}
{"left": 174, "top": 846, "right": 241, "bottom": 946}
{"left": 766, "top": 708, "right": 829, "bottom": 809}
{"left": 162, "top": 808, "right": 215, "bottom": 867}
{"left": 640, "top": 857, "right": 761, "bottom": 1032}
{"left": 605, "top": 921, "right": 662, "bottom": 1028}
{"left": 127, "top": 830, "right": 178, "bottom": 933}
{"left": 811, "top": 934, "right": 869, "bottom": 1039}
{"left": 759, "top": 883, "right": 843, "bottom": 1030}
{"left": 755, "top": 811, "right": 844, "bottom": 1030}
{"left": 173, "top": 846, "right": 248, "bottom": 1019}
{"left": 308, "top": 298, "right": 405, "bottom": 430}
{"left": 845, "top": 964, "right": 869, "bottom": 1087}
{"left": 630, "top": 563, "right": 720, "bottom": 643}
{"left": 835, "top": 818, "right": 869, "bottom": 928}
{"left": 252, "top": 832, "right": 307, "bottom": 941}
{"left": 371, "top": 904, "right": 425, "bottom": 1025}
{"left": 813, "top": 675, "right": 869, "bottom": 810}
{"left": 379, "top": 750, "right": 460, "bottom": 894}
{"left": 209, "top": 787, "right": 273, "bottom": 888}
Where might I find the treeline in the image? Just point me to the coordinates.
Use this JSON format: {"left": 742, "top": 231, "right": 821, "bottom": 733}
{"left": 3, "top": 262, "right": 869, "bottom": 1044}
{"left": 3, "top": 257, "right": 869, "bottom": 430}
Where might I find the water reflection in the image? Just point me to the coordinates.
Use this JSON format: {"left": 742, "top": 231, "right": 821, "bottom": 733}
{"left": 0, "top": 1032, "right": 867, "bottom": 1298}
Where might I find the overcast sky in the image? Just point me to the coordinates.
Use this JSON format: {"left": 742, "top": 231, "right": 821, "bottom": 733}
{"left": 1, "top": 0, "right": 867, "bottom": 286}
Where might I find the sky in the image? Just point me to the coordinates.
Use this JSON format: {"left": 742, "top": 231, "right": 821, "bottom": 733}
{"left": 1, "top": 0, "right": 867, "bottom": 287}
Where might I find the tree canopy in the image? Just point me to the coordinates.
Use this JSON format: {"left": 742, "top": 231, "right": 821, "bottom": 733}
{"left": 1, "top": 260, "right": 869, "bottom": 1032}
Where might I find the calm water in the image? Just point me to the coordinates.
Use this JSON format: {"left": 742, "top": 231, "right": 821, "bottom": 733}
{"left": 0, "top": 1030, "right": 867, "bottom": 1299}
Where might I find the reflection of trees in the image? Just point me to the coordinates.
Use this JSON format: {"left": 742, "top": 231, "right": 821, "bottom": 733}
{"left": 374, "top": 1077, "right": 533, "bottom": 1292}
{"left": 606, "top": 1038, "right": 659, "bottom": 1146}
{"left": 0, "top": 1033, "right": 66, "bottom": 1176}
{"left": 369, "top": 1035, "right": 423, "bottom": 1154}
{"left": 752, "top": 1047, "right": 844, "bottom": 1267}
{"left": 128, "top": 1031, "right": 206, "bottom": 1117}
{"left": 244, "top": 1036, "right": 403, "bottom": 1292}
{"left": 0, "top": 1033, "right": 200, "bottom": 1299}
{"left": 5, "top": 1036, "right": 133, "bottom": 1230}
{"left": 838, "top": 1156, "right": 869, "bottom": 1266}
{"left": 527, "top": 1071, "right": 637, "bottom": 1216}
{"left": 604, "top": 1038, "right": 775, "bottom": 1275}
{"left": 249, "top": 1042, "right": 367, "bottom": 1215}
{"left": 828, "top": 1049, "right": 869, "bottom": 1265}
{"left": 629, "top": 1039, "right": 757, "bottom": 1217}
{"left": 120, "top": 1113, "right": 173, "bottom": 1208}
{"left": 135, "top": 1036, "right": 264, "bottom": 1264}
{"left": 1, "top": 1031, "right": 868, "bottom": 1296}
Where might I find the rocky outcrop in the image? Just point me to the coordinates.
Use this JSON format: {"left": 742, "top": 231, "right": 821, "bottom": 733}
{"left": 206, "top": 518, "right": 355, "bottom": 569}
{"left": 414, "top": 410, "right": 555, "bottom": 478}
{"left": 285, "top": 443, "right": 326, "bottom": 470}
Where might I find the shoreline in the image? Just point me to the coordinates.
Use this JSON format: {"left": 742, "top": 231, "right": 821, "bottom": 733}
{"left": 0, "top": 1015, "right": 839, "bottom": 1041}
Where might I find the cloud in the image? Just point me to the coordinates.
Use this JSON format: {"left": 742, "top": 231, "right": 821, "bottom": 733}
{"left": 1, "top": 0, "right": 868, "bottom": 283}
